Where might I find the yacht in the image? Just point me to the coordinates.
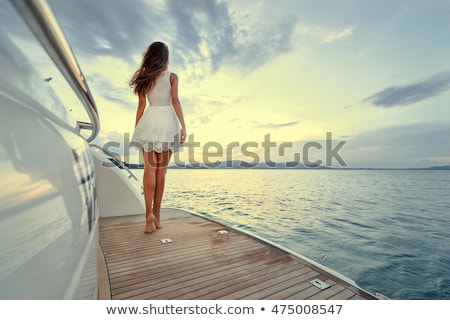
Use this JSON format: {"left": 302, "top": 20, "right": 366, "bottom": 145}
{"left": 0, "top": 0, "right": 379, "bottom": 300}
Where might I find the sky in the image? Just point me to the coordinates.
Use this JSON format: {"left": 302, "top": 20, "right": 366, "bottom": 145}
{"left": 6, "top": 0, "right": 450, "bottom": 168}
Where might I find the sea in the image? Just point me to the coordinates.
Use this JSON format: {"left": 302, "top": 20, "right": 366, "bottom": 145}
{"left": 130, "top": 168, "right": 450, "bottom": 300}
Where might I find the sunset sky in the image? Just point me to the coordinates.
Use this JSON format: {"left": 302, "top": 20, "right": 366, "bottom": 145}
{"left": 6, "top": 0, "right": 450, "bottom": 168}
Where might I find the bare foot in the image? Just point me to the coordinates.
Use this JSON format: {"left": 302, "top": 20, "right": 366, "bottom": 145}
{"left": 144, "top": 214, "right": 157, "bottom": 234}
{"left": 155, "top": 220, "right": 164, "bottom": 229}
{"left": 153, "top": 211, "right": 163, "bottom": 229}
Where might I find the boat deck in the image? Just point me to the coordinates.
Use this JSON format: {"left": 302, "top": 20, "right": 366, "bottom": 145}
{"left": 98, "top": 209, "right": 377, "bottom": 300}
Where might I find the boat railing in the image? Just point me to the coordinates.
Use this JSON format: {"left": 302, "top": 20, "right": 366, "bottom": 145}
{"left": 89, "top": 144, "right": 139, "bottom": 182}
{"left": 11, "top": 0, "right": 100, "bottom": 142}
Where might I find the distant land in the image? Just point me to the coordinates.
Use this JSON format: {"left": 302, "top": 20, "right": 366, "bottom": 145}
{"left": 119, "top": 159, "right": 450, "bottom": 170}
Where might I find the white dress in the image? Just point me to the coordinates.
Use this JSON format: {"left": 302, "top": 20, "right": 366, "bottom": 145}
{"left": 131, "top": 70, "right": 181, "bottom": 153}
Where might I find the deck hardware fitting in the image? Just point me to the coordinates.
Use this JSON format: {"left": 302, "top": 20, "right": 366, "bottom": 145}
{"left": 310, "top": 279, "right": 330, "bottom": 290}
{"left": 160, "top": 238, "right": 172, "bottom": 244}
{"left": 218, "top": 230, "right": 229, "bottom": 234}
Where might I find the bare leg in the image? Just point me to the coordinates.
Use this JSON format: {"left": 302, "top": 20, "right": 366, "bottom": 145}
{"left": 153, "top": 150, "right": 172, "bottom": 229}
{"left": 143, "top": 151, "right": 157, "bottom": 233}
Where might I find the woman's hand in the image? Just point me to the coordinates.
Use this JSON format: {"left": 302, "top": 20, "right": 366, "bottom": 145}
{"left": 180, "top": 127, "right": 186, "bottom": 144}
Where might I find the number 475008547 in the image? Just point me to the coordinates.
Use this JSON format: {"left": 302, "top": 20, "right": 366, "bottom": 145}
{"left": 271, "top": 304, "right": 343, "bottom": 315}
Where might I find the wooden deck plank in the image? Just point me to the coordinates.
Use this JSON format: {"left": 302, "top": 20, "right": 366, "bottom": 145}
{"left": 113, "top": 250, "right": 283, "bottom": 299}
{"left": 192, "top": 260, "right": 302, "bottom": 300}
{"left": 219, "top": 267, "right": 315, "bottom": 300}
{"left": 329, "top": 288, "right": 357, "bottom": 300}
{"left": 117, "top": 252, "right": 292, "bottom": 300}
{"left": 110, "top": 245, "right": 267, "bottom": 290}
{"left": 177, "top": 263, "right": 308, "bottom": 300}
{"left": 151, "top": 259, "right": 300, "bottom": 300}
{"left": 262, "top": 273, "right": 320, "bottom": 300}
{"left": 240, "top": 267, "right": 319, "bottom": 300}
{"left": 308, "top": 283, "right": 346, "bottom": 300}
{"left": 106, "top": 240, "right": 259, "bottom": 274}
{"left": 98, "top": 209, "right": 377, "bottom": 300}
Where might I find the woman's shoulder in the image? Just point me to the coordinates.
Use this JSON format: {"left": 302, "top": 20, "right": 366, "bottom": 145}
{"left": 169, "top": 71, "right": 178, "bottom": 83}
{"left": 167, "top": 70, "right": 177, "bottom": 76}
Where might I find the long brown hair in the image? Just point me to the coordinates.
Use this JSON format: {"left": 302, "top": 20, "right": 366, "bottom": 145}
{"left": 129, "top": 42, "right": 169, "bottom": 95}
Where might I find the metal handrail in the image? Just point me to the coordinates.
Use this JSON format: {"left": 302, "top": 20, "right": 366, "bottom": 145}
{"left": 89, "top": 144, "right": 139, "bottom": 181}
{"left": 11, "top": 0, "right": 100, "bottom": 142}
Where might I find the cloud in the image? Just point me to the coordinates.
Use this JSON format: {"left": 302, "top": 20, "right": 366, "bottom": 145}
{"left": 254, "top": 121, "right": 299, "bottom": 129}
{"left": 181, "top": 93, "right": 249, "bottom": 127}
{"left": 87, "top": 73, "right": 134, "bottom": 108}
{"left": 341, "top": 122, "right": 450, "bottom": 167}
{"left": 166, "top": 0, "right": 235, "bottom": 72}
{"left": 166, "top": 0, "right": 298, "bottom": 76}
{"left": 321, "top": 26, "right": 355, "bottom": 43}
{"left": 363, "top": 71, "right": 450, "bottom": 108}
{"left": 351, "top": 122, "right": 450, "bottom": 147}
{"left": 48, "top": 0, "right": 165, "bottom": 61}
{"left": 183, "top": 93, "right": 248, "bottom": 108}
{"left": 47, "top": 0, "right": 297, "bottom": 78}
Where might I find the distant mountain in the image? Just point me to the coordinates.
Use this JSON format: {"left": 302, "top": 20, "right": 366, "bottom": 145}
{"left": 167, "top": 160, "right": 329, "bottom": 169}
{"left": 122, "top": 161, "right": 450, "bottom": 170}
{"left": 425, "top": 165, "right": 450, "bottom": 170}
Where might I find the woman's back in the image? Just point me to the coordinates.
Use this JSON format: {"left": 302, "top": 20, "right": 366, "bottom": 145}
{"left": 147, "top": 70, "right": 171, "bottom": 106}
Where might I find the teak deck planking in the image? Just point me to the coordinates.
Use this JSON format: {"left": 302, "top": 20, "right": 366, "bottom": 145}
{"left": 98, "top": 209, "right": 377, "bottom": 300}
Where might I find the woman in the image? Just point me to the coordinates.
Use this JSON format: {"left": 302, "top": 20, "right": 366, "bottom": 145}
{"left": 130, "top": 42, "right": 186, "bottom": 233}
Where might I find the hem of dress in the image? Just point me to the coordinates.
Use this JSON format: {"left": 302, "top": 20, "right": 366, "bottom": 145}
{"left": 130, "top": 140, "right": 182, "bottom": 153}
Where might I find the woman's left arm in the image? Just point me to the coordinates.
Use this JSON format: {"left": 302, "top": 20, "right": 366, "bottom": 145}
{"left": 170, "top": 72, "right": 186, "bottom": 143}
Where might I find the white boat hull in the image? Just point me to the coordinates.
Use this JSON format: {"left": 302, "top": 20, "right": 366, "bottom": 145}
{"left": 0, "top": 5, "right": 98, "bottom": 299}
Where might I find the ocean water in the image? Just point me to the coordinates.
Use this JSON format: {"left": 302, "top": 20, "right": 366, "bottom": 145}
{"left": 130, "top": 168, "right": 450, "bottom": 300}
